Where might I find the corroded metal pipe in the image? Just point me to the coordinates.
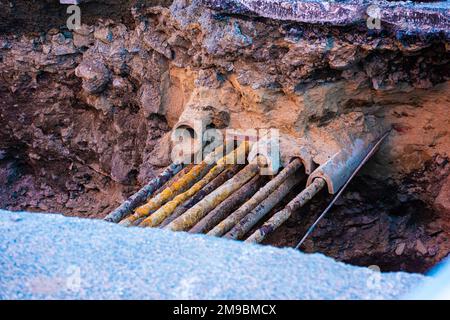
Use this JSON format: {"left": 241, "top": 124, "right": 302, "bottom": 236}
{"left": 224, "top": 172, "right": 302, "bottom": 240}
{"left": 159, "top": 165, "right": 243, "bottom": 228}
{"left": 131, "top": 165, "right": 196, "bottom": 225}
{"left": 208, "top": 158, "right": 302, "bottom": 237}
{"left": 119, "top": 145, "right": 225, "bottom": 227}
{"left": 189, "top": 175, "right": 267, "bottom": 234}
{"left": 103, "top": 163, "right": 182, "bottom": 223}
{"left": 153, "top": 164, "right": 194, "bottom": 197}
{"left": 139, "top": 143, "right": 249, "bottom": 228}
{"left": 245, "top": 178, "right": 326, "bottom": 243}
{"left": 165, "top": 156, "right": 265, "bottom": 232}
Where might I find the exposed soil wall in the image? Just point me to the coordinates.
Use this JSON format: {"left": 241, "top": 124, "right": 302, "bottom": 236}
{"left": 0, "top": 0, "right": 449, "bottom": 273}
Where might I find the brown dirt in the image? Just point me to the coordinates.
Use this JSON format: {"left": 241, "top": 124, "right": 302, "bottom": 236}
{"left": 0, "top": 0, "right": 449, "bottom": 273}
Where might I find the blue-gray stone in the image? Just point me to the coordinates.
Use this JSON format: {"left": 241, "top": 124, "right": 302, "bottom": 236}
{"left": 0, "top": 210, "right": 426, "bottom": 299}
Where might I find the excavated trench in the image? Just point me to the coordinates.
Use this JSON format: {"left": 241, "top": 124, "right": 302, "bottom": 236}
{"left": 1, "top": 0, "right": 449, "bottom": 274}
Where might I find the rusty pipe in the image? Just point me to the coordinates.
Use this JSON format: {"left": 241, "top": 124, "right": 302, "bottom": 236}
{"left": 119, "top": 145, "right": 225, "bottom": 227}
{"left": 103, "top": 163, "right": 183, "bottom": 223}
{"left": 138, "top": 162, "right": 225, "bottom": 228}
{"left": 245, "top": 178, "right": 326, "bottom": 243}
{"left": 224, "top": 171, "right": 302, "bottom": 240}
{"left": 207, "top": 158, "right": 303, "bottom": 237}
{"left": 139, "top": 142, "right": 249, "bottom": 228}
{"left": 159, "top": 165, "right": 243, "bottom": 228}
{"left": 153, "top": 164, "right": 194, "bottom": 198}
{"left": 165, "top": 156, "right": 265, "bottom": 232}
{"left": 189, "top": 175, "right": 267, "bottom": 234}
{"left": 119, "top": 162, "right": 211, "bottom": 226}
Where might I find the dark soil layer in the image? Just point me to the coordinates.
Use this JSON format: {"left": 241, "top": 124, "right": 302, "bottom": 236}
{"left": 1, "top": 0, "right": 449, "bottom": 274}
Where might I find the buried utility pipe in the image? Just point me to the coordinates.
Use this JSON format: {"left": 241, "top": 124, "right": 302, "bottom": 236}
{"left": 208, "top": 158, "right": 303, "bottom": 237}
{"left": 224, "top": 171, "right": 303, "bottom": 240}
{"left": 189, "top": 175, "right": 267, "bottom": 234}
{"left": 139, "top": 142, "right": 249, "bottom": 228}
{"left": 131, "top": 164, "right": 197, "bottom": 226}
{"left": 103, "top": 163, "right": 183, "bottom": 223}
{"left": 119, "top": 145, "right": 225, "bottom": 227}
{"left": 246, "top": 131, "right": 391, "bottom": 244}
{"left": 165, "top": 156, "right": 266, "bottom": 232}
{"left": 153, "top": 164, "right": 194, "bottom": 197}
{"left": 294, "top": 130, "right": 391, "bottom": 249}
{"left": 159, "top": 165, "right": 243, "bottom": 228}
{"left": 245, "top": 178, "right": 326, "bottom": 243}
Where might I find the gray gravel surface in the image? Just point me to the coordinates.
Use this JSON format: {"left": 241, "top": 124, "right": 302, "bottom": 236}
{"left": 0, "top": 210, "right": 426, "bottom": 299}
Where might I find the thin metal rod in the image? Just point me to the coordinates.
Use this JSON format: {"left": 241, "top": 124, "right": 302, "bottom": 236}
{"left": 103, "top": 163, "right": 183, "bottom": 223}
{"left": 295, "top": 131, "right": 391, "bottom": 249}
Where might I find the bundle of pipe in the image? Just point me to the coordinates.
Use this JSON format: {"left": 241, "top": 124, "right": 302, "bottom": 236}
{"left": 165, "top": 154, "right": 267, "bottom": 232}
{"left": 110, "top": 129, "right": 384, "bottom": 250}
{"left": 244, "top": 135, "right": 386, "bottom": 243}
{"left": 139, "top": 142, "right": 249, "bottom": 228}
{"left": 245, "top": 178, "right": 326, "bottom": 243}
{"left": 207, "top": 158, "right": 303, "bottom": 237}
{"left": 159, "top": 165, "right": 244, "bottom": 228}
{"left": 111, "top": 148, "right": 317, "bottom": 240}
{"left": 104, "top": 163, "right": 184, "bottom": 223}
{"left": 118, "top": 144, "right": 227, "bottom": 227}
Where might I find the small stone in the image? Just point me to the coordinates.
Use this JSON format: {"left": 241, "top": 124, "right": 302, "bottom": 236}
{"left": 428, "top": 245, "right": 439, "bottom": 257}
{"left": 94, "top": 27, "right": 113, "bottom": 43}
{"left": 435, "top": 155, "right": 446, "bottom": 166}
{"left": 416, "top": 240, "right": 427, "bottom": 255}
{"left": 434, "top": 175, "right": 450, "bottom": 217}
{"left": 38, "top": 203, "right": 49, "bottom": 211}
{"left": 395, "top": 243, "right": 406, "bottom": 255}
{"left": 73, "top": 33, "right": 93, "bottom": 48}
{"left": 75, "top": 60, "right": 111, "bottom": 94}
